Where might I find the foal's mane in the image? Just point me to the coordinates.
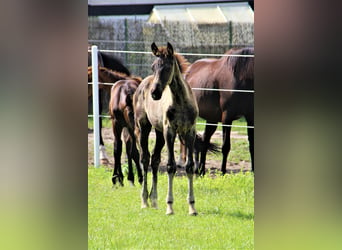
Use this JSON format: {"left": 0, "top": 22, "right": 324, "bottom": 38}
{"left": 174, "top": 53, "right": 190, "bottom": 74}
{"left": 156, "top": 46, "right": 190, "bottom": 74}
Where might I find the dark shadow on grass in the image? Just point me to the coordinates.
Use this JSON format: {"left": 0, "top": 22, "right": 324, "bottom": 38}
{"left": 227, "top": 211, "right": 254, "bottom": 220}
{"left": 201, "top": 208, "right": 254, "bottom": 220}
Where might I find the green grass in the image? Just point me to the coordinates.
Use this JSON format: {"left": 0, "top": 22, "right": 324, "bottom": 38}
{"left": 88, "top": 117, "right": 112, "bottom": 129}
{"left": 88, "top": 117, "right": 248, "bottom": 135}
{"left": 88, "top": 167, "right": 254, "bottom": 249}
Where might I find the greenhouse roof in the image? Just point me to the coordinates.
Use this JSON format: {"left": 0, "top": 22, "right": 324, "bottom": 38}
{"left": 88, "top": 1, "right": 254, "bottom": 16}
{"left": 148, "top": 2, "right": 254, "bottom": 24}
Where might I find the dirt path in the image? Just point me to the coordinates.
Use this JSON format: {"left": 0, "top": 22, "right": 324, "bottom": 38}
{"left": 88, "top": 128, "right": 251, "bottom": 176}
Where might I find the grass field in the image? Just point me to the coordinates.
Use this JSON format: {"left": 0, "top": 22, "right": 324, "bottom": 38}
{"left": 88, "top": 167, "right": 254, "bottom": 249}
{"left": 88, "top": 116, "right": 248, "bottom": 135}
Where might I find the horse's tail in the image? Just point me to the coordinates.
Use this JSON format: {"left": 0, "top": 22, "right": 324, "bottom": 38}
{"left": 194, "top": 133, "right": 220, "bottom": 154}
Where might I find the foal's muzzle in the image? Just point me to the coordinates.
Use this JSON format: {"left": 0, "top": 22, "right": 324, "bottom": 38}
{"left": 151, "top": 85, "right": 162, "bottom": 100}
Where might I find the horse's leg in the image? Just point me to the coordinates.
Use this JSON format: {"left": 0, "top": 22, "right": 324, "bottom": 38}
{"left": 197, "top": 123, "right": 217, "bottom": 176}
{"left": 112, "top": 120, "right": 124, "bottom": 186}
{"left": 99, "top": 89, "right": 109, "bottom": 164}
{"left": 124, "top": 131, "right": 135, "bottom": 186}
{"left": 131, "top": 136, "right": 143, "bottom": 185}
{"left": 246, "top": 115, "right": 254, "bottom": 172}
{"left": 136, "top": 122, "right": 151, "bottom": 208}
{"left": 149, "top": 130, "right": 165, "bottom": 209}
{"left": 221, "top": 115, "right": 233, "bottom": 175}
{"left": 164, "top": 128, "right": 177, "bottom": 215}
{"left": 177, "top": 140, "right": 186, "bottom": 167}
{"left": 194, "top": 145, "right": 199, "bottom": 175}
{"left": 184, "top": 129, "right": 198, "bottom": 216}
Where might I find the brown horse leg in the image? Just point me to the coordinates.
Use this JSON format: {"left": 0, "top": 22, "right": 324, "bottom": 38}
{"left": 127, "top": 109, "right": 143, "bottom": 184}
{"left": 124, "top": 133, "right": 135, "bottom": 186}
{"left": 197, "top": 123, "right": 217, "bottom": 176}
{"left": 131, "top": 135, "right": 143, "bottom": 185}
{"left": 246, "top": 116, "right": 254, "bottom": 172}
{"left": 221, "top": 120, "right": 232, "bottom": 175}
{"left": 112, "top": 120, "right": 124, "bottom": 186}
{"left": 136, "top": 122, "right": 151, "bottom": 208}
{"left": 165, "top": 128, "right": 177, "bottom": 215}
{"left": 177, "top": 141, "right": 186, "bottom": 167}
{"left": 99, "top": 89, "right": 109, "bottom": 164}
{"left": 149, "top": 130, "right": 165, "bottom": 209}
{"left": 184, "top": 129, "right": 198, "bottom": 215}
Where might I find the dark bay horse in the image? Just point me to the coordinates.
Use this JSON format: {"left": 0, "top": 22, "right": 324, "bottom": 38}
{"left": 88, "top": 48, "right": 131, "bottom": 164}
{"left": 89, "top": 66, "right": 143, "bottom": 186}
{"left": 185, "top": 47, "right": 254, "bottom": 175}
{"left": 133, "top": 42, "right": 198, "bottom": 215}
{"left": 109, "top": 78, "right": 143, "bottom": 187}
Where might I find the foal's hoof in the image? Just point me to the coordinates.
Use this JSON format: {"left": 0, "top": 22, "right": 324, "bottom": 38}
{"left": 189, "top": 211, "right": 198, "bottom": 216}
{"left": 166, "top": 206, "right": 174, "bottom": 215}
{"left": 141, "top": 201, "right": 149, "bottom": 209}
{"left": 151, "top": 200, "right": 158, "bottom": 209}
{"left": 166, "top": 210, "right": 174, "bottom": 215}
{"left": 112, "top": 176, "right": 124, "bottom": 187}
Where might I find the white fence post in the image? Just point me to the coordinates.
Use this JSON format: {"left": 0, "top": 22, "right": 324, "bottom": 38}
{"left": 91, "top": 45, "right": 100, "bottom": 167}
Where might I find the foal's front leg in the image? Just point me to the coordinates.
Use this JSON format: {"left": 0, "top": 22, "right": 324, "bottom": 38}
{"left": 165, "top": 128, "right": 177, "bottom": 215}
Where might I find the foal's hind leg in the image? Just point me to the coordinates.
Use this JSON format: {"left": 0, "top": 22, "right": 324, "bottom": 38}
{"left": 131, "top": 136, "right": 143, "bottom": 185}
{"left": 184, "top": 129, "right": 198, "bottom": 215}
{"left": 149, "top": 130, "right": 165, "bottom": 208}
{"left": 177, "top": 141, "right": 186, "bottom": 167}
{"left": 164, "top": 128, "right": 177, "bottom": 215}
{"left": 112, "top": 120, "right": 124, "bottom": 186}
{"left": 124, "top": 131, "right": 135, "bottom": 186}
{"left": 136, "top": 123, "right": 151, "bottom": 208}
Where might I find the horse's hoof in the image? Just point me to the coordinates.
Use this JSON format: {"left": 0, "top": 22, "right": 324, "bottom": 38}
{"left": 166, "top": 205, "right": 174, "bottom": 215}
{"left": 166, "top": 210, "right": 174, "bottom": 215}
{"left": 189, "top": 208, "right": 198, "bottom": 216}
{"left": 141, "top": 201, "right": 149, "bottom": 209}
{"left": 151, "top": 200, "right": 158, "bottom": 209}
{"left": 112, "top": 175, "right": 124, "bottom": 187}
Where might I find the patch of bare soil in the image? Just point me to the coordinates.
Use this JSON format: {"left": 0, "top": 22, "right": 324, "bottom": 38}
{"left": 88, "top": 128, "right": 251, "bottom": 177}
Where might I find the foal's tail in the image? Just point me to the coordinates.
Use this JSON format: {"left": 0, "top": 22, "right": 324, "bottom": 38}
{"left": 194, "top": 134, "right": 220, "bottom": 154}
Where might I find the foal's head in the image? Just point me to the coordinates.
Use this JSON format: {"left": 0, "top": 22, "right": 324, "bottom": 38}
{"left": 150, "top": 42, "right": 177, "bottom": 100}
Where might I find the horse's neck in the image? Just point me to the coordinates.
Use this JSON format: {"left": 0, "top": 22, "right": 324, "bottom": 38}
{"left": 103, "top": 72, "right": 126, "bottom": 83}
{"left": 169, "top": 70, "right": 190, "bottom": 105}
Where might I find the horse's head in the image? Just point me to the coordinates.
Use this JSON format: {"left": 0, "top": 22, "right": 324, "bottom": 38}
{"left": 150, "top": 42, "right": 176, "bottom": 100}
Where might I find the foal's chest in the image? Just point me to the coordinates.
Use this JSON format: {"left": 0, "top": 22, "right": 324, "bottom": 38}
{"left": 166, "top": 105, "right": 197, "bottom": 128}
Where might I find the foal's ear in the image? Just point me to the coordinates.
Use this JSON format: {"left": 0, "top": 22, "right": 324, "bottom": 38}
{"left": 151, "top": 42, "right": 159, "bottom": 56}
{"left": 167, "top": 42, "right": 174, "bottom": 56}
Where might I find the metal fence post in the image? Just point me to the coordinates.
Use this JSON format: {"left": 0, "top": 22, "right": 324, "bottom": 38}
{"left": 91, "top": 45, "right": 100, "bottom": 167}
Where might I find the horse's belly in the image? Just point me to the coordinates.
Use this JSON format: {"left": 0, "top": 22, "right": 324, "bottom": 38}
{"left": 197, "top": 101, "right": 221, "bottom": 122}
